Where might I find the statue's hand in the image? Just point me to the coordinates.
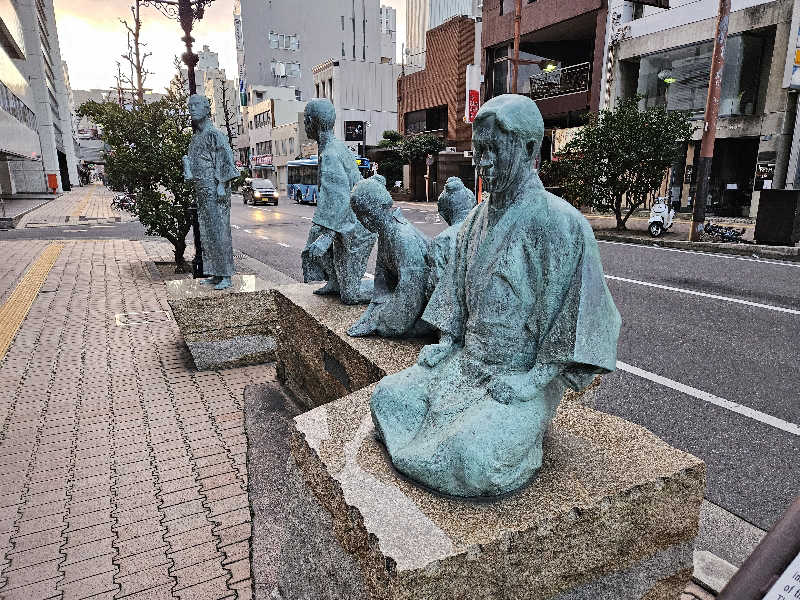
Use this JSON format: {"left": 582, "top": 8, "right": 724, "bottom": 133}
{"left": 487, "top": 374, "right": 531, "bottom": 405}
{"left": 182, "top": 156, "right": 192, "bottom": 182}
{"left": 308, "top": 233, "right": 333, "bottom": 258}
{"left": 417, "top": 337, "right": 454, "bottom": 368}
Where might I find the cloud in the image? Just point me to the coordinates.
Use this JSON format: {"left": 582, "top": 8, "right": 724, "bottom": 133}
{"left": 54, "top": 0, "right": 236, "bottom": 92}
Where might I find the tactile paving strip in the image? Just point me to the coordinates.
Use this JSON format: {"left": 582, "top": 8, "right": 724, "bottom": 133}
{"left": 0, "top": 242, "right": 64, "bottom": 360}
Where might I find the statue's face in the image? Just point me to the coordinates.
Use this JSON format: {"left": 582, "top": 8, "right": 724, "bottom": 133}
{"left": 473, "top": 115, "right": 524, "bottom": 195}
{"left": 304, "top": 113, "right": 317, "bottom": 141}
{"left": 188, "top": 97, "right": 210, "bottom": 122}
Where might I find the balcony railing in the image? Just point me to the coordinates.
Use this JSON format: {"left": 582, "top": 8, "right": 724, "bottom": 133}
{"left": 529, "top": 62, "right": 591, "bottom": 101}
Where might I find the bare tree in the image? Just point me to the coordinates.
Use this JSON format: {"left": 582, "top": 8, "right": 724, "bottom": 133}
{"left": 120, "top": 0, "right": 152, "bottom": 103}
{"left": 217, "top": 76, "right": 237, "bottom": 151}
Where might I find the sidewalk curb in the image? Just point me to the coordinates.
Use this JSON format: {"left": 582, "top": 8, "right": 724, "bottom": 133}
{"left": 0, "top": 197, "right": 55, "bottom": 229}
{"left": 594, "top": 232, "right": 800, "bottom": 262}
{"left": 693, "top": 550, "right": 738, "bottom": 595}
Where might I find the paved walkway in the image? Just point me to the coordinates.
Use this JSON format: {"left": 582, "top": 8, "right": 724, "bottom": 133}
{"left": 0, "top": 238, "right": 268, "bottom": 599}
{"left": 18, "top": 186, "right": 133, "bottom": 228}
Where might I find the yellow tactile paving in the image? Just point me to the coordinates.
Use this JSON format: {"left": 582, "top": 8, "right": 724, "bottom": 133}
{"left": 0, "top": 242, "right": 64, "bottom": 360}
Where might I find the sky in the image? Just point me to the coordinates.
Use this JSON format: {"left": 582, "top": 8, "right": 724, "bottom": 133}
{"left": 55, "top": 0, "right": 406, "bottom": 93}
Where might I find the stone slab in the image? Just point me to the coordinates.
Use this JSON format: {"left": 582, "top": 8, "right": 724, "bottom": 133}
{"left": 272, "top": 283, "right": 434, "bottom": 410}
{"left": 167, "top": 274, "right": 278, "bottom": 370}
{"left": 276, "top": 386, "right": 705, "bottom": 599}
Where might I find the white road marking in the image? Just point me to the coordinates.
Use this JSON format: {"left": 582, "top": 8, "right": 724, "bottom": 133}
{"left": 231, "top": 224, "right": 241, "bottom": 229}
{"left": 62, "top": 229, "right": 87, "bottom": 232}
{"left": 300, "top": 216, "right": 312, "bottom": 220}
{"left": 617, "top": 361, "right": 800, "bottom": 436}
{"left": 90, "top": 225, "right": 115, "bottom": 228}
{"left": 599, "top": 240, "right": 800, "bottom": 269}
{"left": 243, "top": 229, "right": 252, "bottom": 234}
{"left": 276, "top": 242, "right": 291, "bottom": 248}
{"left": 605, "top": 275, "right": 800, "bottom": 316}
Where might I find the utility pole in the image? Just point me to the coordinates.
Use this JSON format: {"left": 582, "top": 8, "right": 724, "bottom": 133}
{"left": 689, "top": 0, "right": 731, "bottom": 241}
{"left": 511, "top": 0, "right": 522, "bottom": 93}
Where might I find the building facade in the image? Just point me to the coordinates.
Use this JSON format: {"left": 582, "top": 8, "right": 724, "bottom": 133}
{"left": 398, "top": 15, "right": 478, "bottom": 200}
{"left": 606, "top": 0, "right": 795, "bottom": 217}
{"left": 380, "top": 5, "right": 398, "bottom": 63}
{"left": 236, "top": 0, "right": 393, "bottom": 102}
{"left": 313, "top": 58, "right": 403, "bottom": 154}
{"left": 406, "top": 0, "right": 482, "bottom": 69}
{"left": 0, "top": 0, "right": 78, "bottom": 195}
{"left": 482, "top": 0, "right": 608, "bottom": 131}
{"left": 271, "top": 113, "right": 314, "bottom": 197}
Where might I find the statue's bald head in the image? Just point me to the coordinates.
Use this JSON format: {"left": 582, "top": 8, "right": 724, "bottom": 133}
{"left": 438, "top": 177, "right": 476, "bottom": 226}
{"left": 304, "top": 99, "right": 336, "bottom": 141}
{"left": 351, "top": 175, "right": 392, "bottom": 232}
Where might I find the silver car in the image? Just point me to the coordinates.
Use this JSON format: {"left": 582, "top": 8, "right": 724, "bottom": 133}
{"left": 242, "top": 178, "right": 279, "bottom": 206}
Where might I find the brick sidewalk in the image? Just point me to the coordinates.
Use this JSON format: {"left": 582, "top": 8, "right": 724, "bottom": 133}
{"left": 0, "top": 238, "right": 268, "bottom": 599}
{"left": 18, "top": 186, "right": 133, "bottom": 228}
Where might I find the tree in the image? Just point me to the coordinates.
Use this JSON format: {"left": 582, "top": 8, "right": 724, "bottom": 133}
{"left": 551, "top": 96, "right": 694, "bottom": 230}
{"left": 376, "top": 130, "right": 404, "bottom": 189}
{"left": 78, "top": 62, "right": 195, "bottom": 270}
{"left": 398, "top": 133, "right": 446, "bottom": 163}
{"left": 215, "top": 76, "right": 237, "bottom": 151}
{"left": 120, "top": 0, "right": 151, "bottom": 103}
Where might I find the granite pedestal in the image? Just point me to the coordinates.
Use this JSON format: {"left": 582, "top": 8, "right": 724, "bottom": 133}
{"left": 167, "top": 274, "right": 277, "bottom": 370}
{"left": 266, "top": 283, "right": 706, "bottom": 599}
{"left": 272, "top": 284, "right": 433, "bottom": 410}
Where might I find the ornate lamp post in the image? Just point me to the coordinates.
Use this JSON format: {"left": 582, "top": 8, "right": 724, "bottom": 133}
{"left": 141, "top": 0, "right": 214, "bottom": 278}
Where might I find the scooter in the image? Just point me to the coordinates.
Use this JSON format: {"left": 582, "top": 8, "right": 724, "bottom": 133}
{"left": 648, "top": 197, "right": 675, "bottom": 237}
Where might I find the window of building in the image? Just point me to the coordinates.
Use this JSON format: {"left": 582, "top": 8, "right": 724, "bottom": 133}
{"left": 269, "top": 32, "right": 279, "bottom": 49}
{"left": 633, "top": 3, "right": 644, "bottom": 20}
{"left": 269, "top": 31, "right": 299, "bottom": 50}
{"left": 341, "top": 15, "right": 345, "bottom": 31}
{"left": 404, "top": 106, "right": 447, "bottom": 135}
{"left": 286, "top": 62, "right": 301, "bottom": 78}
{"left": 328, "top": 78, "right": 333, "bottom": 99}
{"left": 634, "top": 33, "right": 765, "bottom": 118}
{"left": 499, "top": 0, "right": 504, "bottom": 15}
{"left": 289, "top": 137, "right": 295, "bottom": 155}
{"left": 342, "top": 42, "right": 346, "bottom": 57}
{"left": 315, "top": 83, "right": 320, "bottom": 98}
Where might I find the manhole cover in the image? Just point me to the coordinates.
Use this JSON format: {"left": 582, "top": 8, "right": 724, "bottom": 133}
{"left": 115, "top": 310, "right": 173, "bottom": 328}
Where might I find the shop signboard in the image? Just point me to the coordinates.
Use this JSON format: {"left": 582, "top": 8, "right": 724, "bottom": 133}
{"left": 251, "top": 154, "right": 273, "bottom": 167}
{"left": 755, "top": 162, "right": 775, "bottom": 191}
{"left": 465, "top": 64, "right": 481, "bottom": 123}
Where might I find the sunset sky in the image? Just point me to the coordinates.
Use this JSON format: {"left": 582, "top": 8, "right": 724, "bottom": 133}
{"left": 54, "top": 0, "right": 406, "bottom": 93}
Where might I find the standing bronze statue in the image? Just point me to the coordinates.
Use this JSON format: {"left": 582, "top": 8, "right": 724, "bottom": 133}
{"left": 370, "top": 95, "right": 621, "bottom": 498}
{"left": 301, "top": 99, "right": 376, "bottom": 305}
{"left": 183, "top": 94, "right": 239, "bottom": 290}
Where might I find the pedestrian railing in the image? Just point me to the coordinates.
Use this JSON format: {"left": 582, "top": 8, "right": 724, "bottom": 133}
{"left": 529, "top": 62, "right": 591, "bottom": 101}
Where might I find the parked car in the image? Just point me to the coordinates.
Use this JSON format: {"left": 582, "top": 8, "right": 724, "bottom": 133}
{"left": 242, "top": 178, "right": 279, "bottom": 206}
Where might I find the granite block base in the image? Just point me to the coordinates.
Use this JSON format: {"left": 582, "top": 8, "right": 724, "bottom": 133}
{"left": 272, "top": 284, "right": 433, "bottom": 410}
{"left": 275, "top": 386, "right": 705, "bottom": 600}
{"left": 167, "top": 274, "right": 277, "bottom": 370}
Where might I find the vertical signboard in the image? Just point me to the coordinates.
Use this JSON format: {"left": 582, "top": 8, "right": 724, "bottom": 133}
{"left": 465, "top": 64, "right": 480, "bottom": 123}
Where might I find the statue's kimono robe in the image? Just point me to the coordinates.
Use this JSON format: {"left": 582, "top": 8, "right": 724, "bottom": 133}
{"left": 371, "top": 183, "right": 621, "bottom": 497}
{"left": 302, "top": 139, "right": 376, "bottom": 303}
{"left": 356, "top": 209, "right": 431, "bottom": 337}
{"left": 187, "top": 121, "right": 239, "bottom": 278}
{"left": 425, "top": 222, "right": 459, "bottom": 299}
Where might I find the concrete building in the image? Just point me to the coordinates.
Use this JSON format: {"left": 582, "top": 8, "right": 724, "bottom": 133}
{"left": 312, "top": 58, "right": 403, "bottom": 154}
{"left": 0, "top": 0, "right": 78, "bottom": 195}
{"left": 605, "top": 0, "right": 795, "bottom": 217}
{"left": 380, "top": 5, "right": 398, "bottom": 63}
{"left": 271, "top": 113, "right": 314, "bottom": 197}
{"left": 204, "top": 72, "right": 237, "bottom": 148}
{"left": 482, "top": 0, "right": 608, "bottom": 131}
{"left": 405, "top": 0, "right": 480, "bottom": 69}
{"left": 237, "top": 0, "right": 393, "bottom": 102}
{"left": 398, "top": 15, "right": 478, "bottom": 200}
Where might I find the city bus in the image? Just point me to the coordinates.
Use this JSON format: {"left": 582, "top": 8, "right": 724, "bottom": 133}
{"left": 287, "top": 156, "right": 372, "bottom": 205}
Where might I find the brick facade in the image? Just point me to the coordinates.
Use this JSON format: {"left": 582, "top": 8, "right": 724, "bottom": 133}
{"left": 397, "top": 16, "right": 476, "bottom": 152}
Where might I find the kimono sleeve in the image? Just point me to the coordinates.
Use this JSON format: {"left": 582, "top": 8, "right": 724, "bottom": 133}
{"left": 213, "top": 131, "right": 239, "bottom": 185}
{"left": 421, "top": 213, "right": 470, "bottom": 341}
{"left": 535, "top": 219, "right": 621, "bottom": 391}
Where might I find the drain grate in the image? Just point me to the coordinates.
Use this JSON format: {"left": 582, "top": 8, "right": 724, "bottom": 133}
{"left": 115, "top": 310, "right": 173, "bottom": 328}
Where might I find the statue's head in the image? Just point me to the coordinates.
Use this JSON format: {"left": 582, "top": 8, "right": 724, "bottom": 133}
{"left": 438, "top": 177, "right": 476, "bottom": 226}
{"left": 351, "top": 174, "right": 392, "bottom": 233}
{"left": 304, "top": 99, "right": 336, "bottom": 141}
{"left": 188, "top": 94, "right": 211, "bottom": 123}
{"left": 473, "top": 94, "right": 543, "bottom": 195}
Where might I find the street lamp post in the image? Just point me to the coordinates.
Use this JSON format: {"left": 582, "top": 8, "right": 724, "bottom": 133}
{"left": 141, "top": 0, "right": 215, "bottom": 278}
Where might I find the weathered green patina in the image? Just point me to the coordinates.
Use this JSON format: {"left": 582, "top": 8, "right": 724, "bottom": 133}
{"left": 348, "top": 175, "right": 431, "bottom": 339}
{"left": 301, "top": 99, "right": 376, "bottom": 305}
{"left": 370, "top": 95, "right": 622, "bottom": 498}
{"left": 426, "top": 176, "right": 476, "bottom": 298}
{"left": 183, "top": 94, "right": 239, "bottom": 290}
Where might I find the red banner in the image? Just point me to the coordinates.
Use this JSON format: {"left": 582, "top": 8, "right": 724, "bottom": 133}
{"left": 468, "top": 90, "right": 480, "bottom": 123}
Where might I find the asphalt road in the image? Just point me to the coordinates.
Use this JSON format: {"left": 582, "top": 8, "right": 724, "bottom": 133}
{"left": 5, "top": 193, "right": 799, "bottom": 540}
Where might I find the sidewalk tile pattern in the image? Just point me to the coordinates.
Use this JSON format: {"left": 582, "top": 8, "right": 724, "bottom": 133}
{"left": 18, "top": 186, "right": 133, "bottom": 228}
{"left": 0, "top": 238, "right": 269, "bottom": 599}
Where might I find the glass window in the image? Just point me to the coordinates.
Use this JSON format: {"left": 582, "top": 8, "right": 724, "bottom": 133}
{"left": 635, "top": 34, "right": 765, "bottom": 118}
{"left": 405, "top": 109, "right": 426, "bottom": 135}
{"left": 287, "top": 63, "right": 301, "bottom": 78}
{"left": 289, "top": 35, "right": 299, "bottom": 50}
{"left": 269, "top": 32, "right": 278, "bottom": 49}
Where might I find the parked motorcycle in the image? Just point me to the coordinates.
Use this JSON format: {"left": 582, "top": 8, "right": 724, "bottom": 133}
{"left": 648, "top": 197, "right": 675, "bottom": 237}
{"left": 703, "top": 221, "right": 747, "bottom": 243}
{"left": 111, "top": 193, "right": 135, "bottom": 212}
